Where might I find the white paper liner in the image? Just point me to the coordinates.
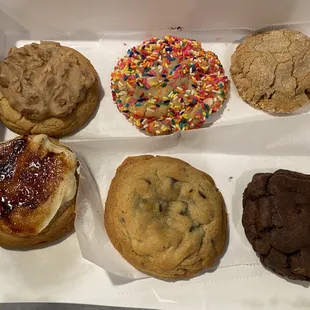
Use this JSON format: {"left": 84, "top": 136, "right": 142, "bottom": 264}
{"left": 1, "top": 22, "right": 310, "bottom": 307}
{"left": 69, "top": 114, "right": 310, "bottom": 280}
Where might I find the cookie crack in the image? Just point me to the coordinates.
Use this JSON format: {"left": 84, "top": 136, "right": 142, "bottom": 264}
{"left": 291, "top": 58, "right": 298, "bottom": 96}
{"left": 282, "top": 31, "right": 293, "bottom": 54}
{"left": 264, "top": 174, "right": 273, "bottom": 196}
{"left": 296, "top": 71, "right": 310, "bottom": 85}
{"left": 154, "top": 169, "right": 160, "bottom": 181}
{"left": 242, "top": 57, "right": 257, "bottom": 77}
{"left": 177, "top": 230, "right": 206, "bottom": 267}
{"left": 252, "top": 36, "right": 265, "bottom": 53}
{"left": 121, "top": 221, "right": 152, "bottom": 259}
{"left": 268, "top": 59, "right": 278, "bottom": 90}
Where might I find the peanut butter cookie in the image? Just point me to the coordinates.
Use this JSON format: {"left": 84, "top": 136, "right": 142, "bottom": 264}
{"left": 230, "top": 29, "right": 310, "bottom": 113}
{"left": 105, "top": 155, "right": 227, "bottom": 280}
{"left": 0, "top": 42, "right": 100, "bottom": 137}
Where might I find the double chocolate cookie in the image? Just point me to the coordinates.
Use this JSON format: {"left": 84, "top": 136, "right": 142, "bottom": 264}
{"left": 105, "top": 155, "right": 227, "bottom": 280}
{"left": 243, "top": 170, "right": 310, "bottom": 281}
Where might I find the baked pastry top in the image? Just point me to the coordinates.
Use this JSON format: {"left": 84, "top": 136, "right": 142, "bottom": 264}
{"left": 0, "top": 135, "right": 77, "bottom": 239}
{"left": 243, "top": 169, "right": 310, "bottom": 281}
{"left": 105, "top": 155, "right": 227, "bottom": 280}
{"left": 230, "top": 29, "right": 310, "bottom": 113}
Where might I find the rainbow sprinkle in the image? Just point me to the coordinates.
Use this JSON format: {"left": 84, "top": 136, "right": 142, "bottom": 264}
{"left": 111, "top": 35, "right": 230, "bottom": 135}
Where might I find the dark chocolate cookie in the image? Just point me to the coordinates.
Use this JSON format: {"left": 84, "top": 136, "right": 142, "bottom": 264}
{"left": 242, "top": 169, "right": 310, "bottom": 281}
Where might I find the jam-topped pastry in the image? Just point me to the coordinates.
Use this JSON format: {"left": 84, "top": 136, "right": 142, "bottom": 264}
{"left": 0, "top": 134, "right": 78, "bottom": 248}
{"left": 0, "top": 41, "right": 100, "bottom": 137}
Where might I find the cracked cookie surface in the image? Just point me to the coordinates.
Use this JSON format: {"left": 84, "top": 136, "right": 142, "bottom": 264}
{"left": 104, "top": 155, "right": 227, "bottom": 280}
{"left": 243, "top": 170, "right": 310, "bottom": 281}
{"left": 230, "top": 29, "right": 310, "bottom": 113}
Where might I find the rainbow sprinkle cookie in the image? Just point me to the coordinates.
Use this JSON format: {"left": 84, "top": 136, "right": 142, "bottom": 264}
{"left": 111, "top": 35, "right": 229, "bottom": 135}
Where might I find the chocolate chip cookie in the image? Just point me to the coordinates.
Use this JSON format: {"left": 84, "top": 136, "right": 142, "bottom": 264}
{"left": 104, "top": 155, "right": 227, "bottom": 280}
{"left": 243, "top": 170, "right": 310, "bottom": 281}
{"left": 230, "top": 29, "right": 310, "bottom": 113}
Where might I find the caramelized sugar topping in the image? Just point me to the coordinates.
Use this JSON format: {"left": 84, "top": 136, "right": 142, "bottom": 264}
{"left": 0, "top": 136, "right": 66, "bottom": 219}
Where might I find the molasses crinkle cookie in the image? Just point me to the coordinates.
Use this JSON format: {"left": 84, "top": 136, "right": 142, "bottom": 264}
{"left": 105, "top": 155, "right": 227, "bottom": 280}
{"left": 0, "top": 41, "right": 100, "bottom": 137}
{"left": 0, "top": 134, "right": 78, "bottom": 249}
{"left": 111, "top": 35, "right": 229, "bottom": 135}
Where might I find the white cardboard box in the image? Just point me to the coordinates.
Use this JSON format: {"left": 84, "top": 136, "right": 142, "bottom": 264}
{"left": 1, "top": 1, "right": 310, "bottom": 309}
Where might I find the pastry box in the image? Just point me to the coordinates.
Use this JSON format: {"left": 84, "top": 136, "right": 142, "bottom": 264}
{"left": 1, "top": 0, "right": 310, "bottom": 309}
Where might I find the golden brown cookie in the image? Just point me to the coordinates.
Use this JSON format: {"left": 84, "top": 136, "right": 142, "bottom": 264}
{"left": 104, "top": 155, "right": 227, "bottom": 280}
{"left": 0, "top": 42, "right": 100, "bottom": 137}
{"left": 230, "top": 29, "right": 310, "bottom": 113}
{"left": 111, "top": 35, "right": 229, "bottom": 135}
{"left": 0, "top": 135, "right": 78, "bottom": 249}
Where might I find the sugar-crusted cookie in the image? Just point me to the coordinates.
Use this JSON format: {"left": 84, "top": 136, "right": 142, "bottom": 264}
{"left": 0, "top": 42, "right": 100, "bottom": 137}
{"left": 230, "top": 29, "right": 310, "bottom": 113}
{"left": 105, "top": 155, "right": 227, "bottom": 280}
{"left": 111, "top": 36, "right": 229, "bottom": 135}
{"left": 243, "top": 170, "right": 310, "bottom": 281}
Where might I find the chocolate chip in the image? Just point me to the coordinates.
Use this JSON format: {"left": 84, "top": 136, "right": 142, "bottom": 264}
{"left": 198, "top": 191, "right": 206, "bottom": 199}
{"left": 295, "top": 204, "right": 302, "bottom": 214}
{"left": 211, "top": 238, "right": 216, "bottom": 247}
{"left": 259, "top": 227, "right": 273, "bottom": 234}
{"left": 179, "top": 207, "right": 188, "bottom": 216}
{"left": 158, "top": 201, "right": 168, "bottom": 213}
{"left": 189, "top": 223, "right": 201, "bottom": 232}
{"left": 189, "top": 189, "right": 193, "bottom": 193}
{"left": 170, "top": 177, "right": 178, "bottom": 184}
{"left": 144, "top": 179, "right": 151, "bottom": 185}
